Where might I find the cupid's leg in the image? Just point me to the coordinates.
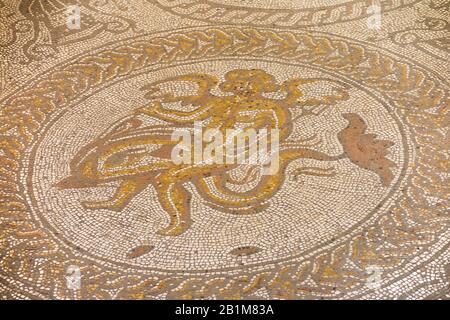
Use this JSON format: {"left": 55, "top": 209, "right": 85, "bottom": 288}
{"left": 154, "top": 173, "right": 191, "bottom": 236}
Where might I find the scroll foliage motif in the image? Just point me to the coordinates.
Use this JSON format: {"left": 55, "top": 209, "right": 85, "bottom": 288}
{"left": 0, "top": 0, "right": 135, "bottom": 63}
{"left": 153, "top": 0, "right": 420, "bottom": 28}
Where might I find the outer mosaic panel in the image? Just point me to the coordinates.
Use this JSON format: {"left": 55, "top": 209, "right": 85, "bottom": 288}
{"left": 0, "top": 0, "right": 448, "bottom": 300}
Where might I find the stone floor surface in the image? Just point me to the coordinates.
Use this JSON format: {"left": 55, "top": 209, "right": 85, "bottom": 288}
{"left": 0, "top": 0, "right": 449, "bottom": 300}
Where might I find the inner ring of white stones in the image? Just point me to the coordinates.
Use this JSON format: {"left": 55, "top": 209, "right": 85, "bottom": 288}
{"left": 26, "top": 59, "right": 408, "bottom": 272}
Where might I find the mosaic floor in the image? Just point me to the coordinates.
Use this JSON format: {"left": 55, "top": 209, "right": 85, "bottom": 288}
{"left": 0, "top": 0, "right": 449, "bottom": 300}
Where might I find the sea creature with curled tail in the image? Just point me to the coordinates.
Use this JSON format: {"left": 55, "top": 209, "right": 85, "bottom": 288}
{"left": 56, "top": 69, "right": 396, "bottom": 236}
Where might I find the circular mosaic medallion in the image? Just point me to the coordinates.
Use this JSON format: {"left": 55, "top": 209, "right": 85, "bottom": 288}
{"left": 29, "top": 60, "right": 406, "bottom": 272}
{"left": 0, "top": 27, "right": 448, "bottom": 299}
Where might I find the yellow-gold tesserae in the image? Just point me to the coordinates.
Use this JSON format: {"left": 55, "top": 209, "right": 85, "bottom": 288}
{"left": 0, "top": 0, "right": 448, "bottom": 300}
